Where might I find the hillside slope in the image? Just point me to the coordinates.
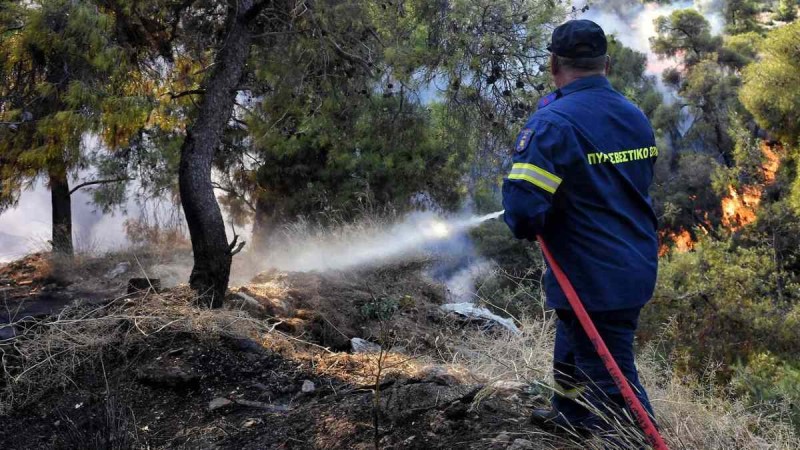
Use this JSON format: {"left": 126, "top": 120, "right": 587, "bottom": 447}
{"left": 1, "top": 253, "right": 797, "bottom": 449}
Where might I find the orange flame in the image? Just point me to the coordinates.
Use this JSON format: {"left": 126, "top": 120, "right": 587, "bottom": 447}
{"left": 721, "top": 185, "right": 761, "bottom": 231}
{"left": 761, "top": 142, "right": 781, "bottom": 183}
{"left": 659, "top": 140, "right": 780, "bottom": 253}
{"left": 659, "top": 228, "right": 694, "bottom": 256}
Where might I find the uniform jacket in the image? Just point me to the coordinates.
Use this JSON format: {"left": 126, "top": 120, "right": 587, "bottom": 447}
{"left": 502, "top": 75, "right": 658, "bottom": 311}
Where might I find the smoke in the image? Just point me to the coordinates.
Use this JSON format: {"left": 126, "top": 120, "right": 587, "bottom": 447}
{"left": 579, "top": 0, "right": 724, "bottom": 98}
{"left": 0, "top": 163, "right": 501, "bottom": 306}
{"left": 0, "top": 177, "right": 134, "bottom": 261}
{"left": 245, "top": 211, "right": 502, "bottom": 274}
{"left": 232, "top": 210, "right": 502, "bottom": 302}
{"left": 0, "top": 173, "right": 190, "bottom": 262}
{"left": 441, "top": 259, "right": 494, "bottom": 303}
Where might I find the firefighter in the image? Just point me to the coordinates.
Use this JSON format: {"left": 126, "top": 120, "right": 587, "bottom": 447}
{"left": 502, "top": 19, "right": 659, "bottom": 432}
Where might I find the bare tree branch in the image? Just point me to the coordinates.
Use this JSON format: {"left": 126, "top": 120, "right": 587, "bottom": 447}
{"left": 211, "top": 182, "right": 256, "bottom": 212}
{"left": 228, "top": 233, "right": 246, "bottom": 256}
{"left": 163, "top": 89, "right": 206, "bottom": 100}
{"left": 69, "top": 178, "right": 132, "bottom": 195}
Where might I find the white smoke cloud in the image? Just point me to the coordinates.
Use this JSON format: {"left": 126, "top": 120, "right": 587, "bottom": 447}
{"left": 579, "top": 0, "right": 724, "bottom": 78}
{"left": 443, "top": 259, "right": 494, "bottom": 303}
{"left": 0, "top": 132, "right": 254, "bottom": 262}
{"left": 0, "top": 177, "right": 136, "bottom": 261}
{"left": 241, "top": 211, "right": 502, "bottom": 275}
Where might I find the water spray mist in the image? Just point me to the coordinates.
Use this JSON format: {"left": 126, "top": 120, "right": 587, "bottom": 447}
{"left": 259, "top": 210, "right": 505, "bottom": 274}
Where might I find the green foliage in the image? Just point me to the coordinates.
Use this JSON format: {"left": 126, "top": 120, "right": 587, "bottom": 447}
{"left": 644, "top": 236, "right": 800, "bottom": 377}
{"left": 732, "top": 352, "right": 800, "bottom": 425}
{"left": 220, "top": 0, "right": 565, "bottom": 236}
{"left": 606, "top": 37, "right": 662, "bottom": 117}
{"left": 370, "top": 0, "right": 562, "bottom": 128}
{"left": 0, "top": 0, "right": 156, "bottom": 219}
{"left": 774, "top": 0, "right": 798, "bottom": 22}
{"left": 740, "top": 21, "right": 800, "bottom": 145}
{"left": 649, "top": 9, "right": 758, "bottom": 165}
{"left": 360, "top": 295, "right": 400, "bottom": 321}
{"left": 681, "top": 58, "right": 740, "bottom": 162}
{"left": 652, "top": 150, "right": 723, "bottom": 231}
{"left": 250, "top": 96, "right": 467, "bottom": 224}
{"left": 0, "top": 1, "right": 108, "bottom": 178}
{"left": 727, "top": 112, "right": 768, "bottom": 186}
{"left": 650, "top": 9, "right": 721, "bottom": 66}
{"left": 718, "top": 32, "right": 762, "bottom": 69}
{"left": 723, "top": 0, "right": 763, "bottom": 35}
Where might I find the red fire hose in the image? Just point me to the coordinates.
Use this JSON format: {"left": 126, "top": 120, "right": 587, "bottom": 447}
{"left": 537, "top": 236, "right": 669, "bottom": 450}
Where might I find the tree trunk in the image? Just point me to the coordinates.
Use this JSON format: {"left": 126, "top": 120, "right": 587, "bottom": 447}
{"left": 49, "top": 169, "right": 74, "bottom": 256}
{"left": 178, "top": 1, "right": 257, "bottom": 307}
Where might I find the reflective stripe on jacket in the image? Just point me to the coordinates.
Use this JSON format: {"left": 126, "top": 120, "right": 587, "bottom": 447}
{"left": 502, "top": 75, "right": 658, "bottom": 311}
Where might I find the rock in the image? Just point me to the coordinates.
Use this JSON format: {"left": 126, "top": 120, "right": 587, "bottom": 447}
{"left": 235, "top": 287, "right": 293, "bottom": 317}
{"left": 440, "top": 303, "right": 520, "bottom": 334}
{"left": 301, "top": 380, "right": 315, "bottom": 393}
{"left": 104, "top": 262, "right": 131, "bottom": 279}
{"left": 226, "top": 336, "right": 266, "bottom": 354}
{"left": 0, "top": 278, "right": 13, "bottom": 286}
{"left": 493, "top": 432, "right": 512, "bottom": 444}
{"left": 351, "top": 337, "right": 381, "bottom": 354}
{"left": 490, "top": 380, "right": 531, "bottom": 398}
{"left": 507, "top": 438, "right": 535, "bottom": 450}
{"left": 208, "top": 397, "right": 232, "bottom": 412}
{"left": 242, "top": 418, "right": 260, "bottom": 428}
{"left": 380, "top": 382, "right": 476, "bottom": 422}
{"left": 419, "top": 366, "right": 459, "bottom": 386}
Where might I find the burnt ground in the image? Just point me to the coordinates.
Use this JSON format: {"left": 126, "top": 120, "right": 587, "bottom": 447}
{"left": 0, "top": 254, "right": 575, "bottom": 450}
{"left": 0, "top": 332, "right": 553, "bottom": 449}
{"left": 0, "top": 252, "right": 189, "bottom": 338}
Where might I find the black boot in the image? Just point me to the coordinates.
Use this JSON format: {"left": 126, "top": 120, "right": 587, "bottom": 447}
{"left": 530, "top": 409, "right": 591, "bottom": 437}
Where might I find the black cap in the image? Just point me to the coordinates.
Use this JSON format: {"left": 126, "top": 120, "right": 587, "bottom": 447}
{"left": 547, "top": 20, "right": 607, "bottom": 58}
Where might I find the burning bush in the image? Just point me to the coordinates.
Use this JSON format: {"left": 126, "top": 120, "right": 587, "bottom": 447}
{"left": 721, "top": 184, "right": 762, "bottom": 230}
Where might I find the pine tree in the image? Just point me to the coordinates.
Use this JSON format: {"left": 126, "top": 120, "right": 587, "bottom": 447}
{"left": 0, "top": 0, "right": 142, "bottom": 255}
{"left": 740, "top": 21, "right": 800, "bottom": 145}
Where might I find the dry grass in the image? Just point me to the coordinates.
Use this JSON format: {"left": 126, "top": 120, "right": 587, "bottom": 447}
{"left": 435, "top": 312, "right": 800, "bottom": 449}
{"left": 639, "top": 341, "right": 800, "bottom": 449}
{"left": 3, "top": 247, "right": 799, "bottom": 449}
{"left": 0, "top": 277, "right": 430, "bottom": 417}
{"left": 0, "top": 286, "right": 293, "bottom": 414}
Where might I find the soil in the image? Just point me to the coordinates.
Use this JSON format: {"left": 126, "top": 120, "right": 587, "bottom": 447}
{"left": 0, "top": 254, "right": 563, "bottom": 450}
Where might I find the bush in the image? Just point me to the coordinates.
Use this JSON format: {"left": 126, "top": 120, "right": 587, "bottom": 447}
{"left": 642, "top": 235, "right": 800, "bottom": 378}
{"left": 359, "top": 295, "right": 401, "bottom": 321}
{"left": 732, "top": 352, "right": 800, "bottom": 427}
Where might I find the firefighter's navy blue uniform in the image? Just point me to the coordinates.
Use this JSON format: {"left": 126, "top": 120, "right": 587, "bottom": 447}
{"left": 502, "top": 74, "right": 659, "bottom": 312}
{"left": 502, "top": 74, "right": 658, "bottom": 429}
